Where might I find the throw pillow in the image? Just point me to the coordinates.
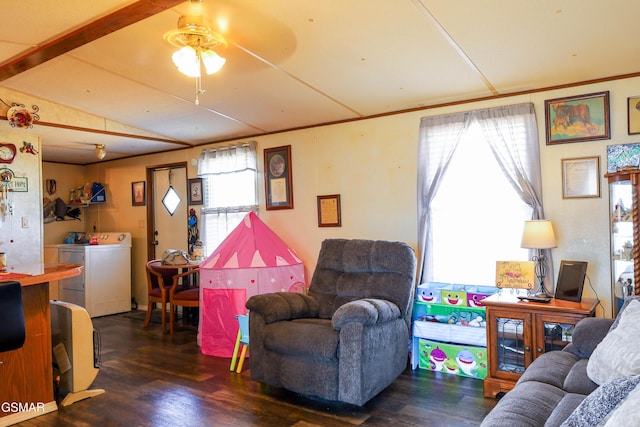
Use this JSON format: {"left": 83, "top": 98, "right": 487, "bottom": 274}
{"left": 603, "top": 381, "right": 640, "bottom": 427}
{"left": 560, "top": 374, "right": 640, "bottom": 427}
{"left": 586, "top": 299, "right": 640, "bottom": 385}
{"left": 608, "top": 296, "right": 640, "bottom": 331}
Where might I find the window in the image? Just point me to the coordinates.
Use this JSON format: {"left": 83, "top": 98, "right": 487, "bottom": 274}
{"left": 198, "top": 142, "right": 257, "bottom": 255}
{"left": 418, "top": 103, "right": 544, "bottom": 287}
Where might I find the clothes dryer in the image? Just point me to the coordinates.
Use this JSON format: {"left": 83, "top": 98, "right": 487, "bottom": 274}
{"left": 57, "top": 232, "right": 132, "bottom": 317}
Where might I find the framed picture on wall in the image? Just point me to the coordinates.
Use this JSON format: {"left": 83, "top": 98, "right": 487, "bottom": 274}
{"left": 317, "top": 194, "right": 342, "bottom": 227}
{"left": 607, "top": 143, "right": 640, "bottom": 173}
{"left": 561, "top": 156, "right": 600, "bottom": 199}
{"left": 628, "top": 96, "right": 640, "bottom": 135}
{"left": 545, "top": 91, "right": 610, "bottom": 145}
{"left": 264, "top": 145, "right": 293, "bottom": 210}
{"left": 188, "top": 178, "right": 203, "bottom": 205}
{"left": 131, "top": 181, "right": 146, "bottom": 206}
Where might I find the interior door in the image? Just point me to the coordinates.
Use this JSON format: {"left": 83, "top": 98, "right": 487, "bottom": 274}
{"left": 152, "top": 166, "right": 188, "bottom": 259}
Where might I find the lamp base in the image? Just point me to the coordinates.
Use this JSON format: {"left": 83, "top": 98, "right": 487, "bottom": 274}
{"left": 532, "top": 281, "right": 553, "bottom": 299}
{"left": 533, "top": 290, "right": 553, "bottom": 299}
{"left": 531, "top": 252, "right": 552, "bottom": 299}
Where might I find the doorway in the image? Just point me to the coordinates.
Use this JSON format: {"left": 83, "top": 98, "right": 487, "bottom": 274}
{"left": 146, "top": 163, "right": 188, "bottom": 260}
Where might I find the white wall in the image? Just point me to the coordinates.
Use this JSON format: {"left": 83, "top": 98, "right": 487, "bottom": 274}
{"left": 0, "top": 131, "right": 42, "bottom": 273}
{"left": 44, "top": 75, "right": 640, "bottom": 318}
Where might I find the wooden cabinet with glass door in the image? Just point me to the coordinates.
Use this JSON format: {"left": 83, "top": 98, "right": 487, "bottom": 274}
{"left": 483, "top": 296, "right": 598, "bottom": 398}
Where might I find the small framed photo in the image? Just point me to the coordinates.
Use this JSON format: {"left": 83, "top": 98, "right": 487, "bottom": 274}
{"left": 317, "top": 194, "right": 341, "bottom": 227}
{"left": 545, "top": 91, "right": 610, "bottom": 145}
{"left": 264, "top": 145, "right": 293, "bottom": 210}
{"left": 131, "top": 181, "right": 146, "bottom": 206}
{"left": 628, "top": 96, "right": 640, "bottom": 135}
{"left": 607, "top": 143, "right": 640, "bottom": 173}
{"left": 188, "top": 178, "right": 203, "bottom": 205}
{"left": 561, "top": 156, "right": 600, "bottom": 199}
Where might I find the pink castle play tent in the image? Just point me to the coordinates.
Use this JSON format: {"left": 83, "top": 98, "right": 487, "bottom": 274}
{"left": 198, "top": 212, "right": 306, "bottom": 357}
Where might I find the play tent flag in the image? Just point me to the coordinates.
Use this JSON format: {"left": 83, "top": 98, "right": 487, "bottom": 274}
{"left": 199, "top": 212, "right": 306, "bottom": 357}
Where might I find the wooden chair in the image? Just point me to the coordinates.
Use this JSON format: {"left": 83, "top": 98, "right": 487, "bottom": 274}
{"left": 144, "top": 260, "right": 176, "bottom": 334}
{"left": 169, "top": 268, "right": 200, "bottom": 335}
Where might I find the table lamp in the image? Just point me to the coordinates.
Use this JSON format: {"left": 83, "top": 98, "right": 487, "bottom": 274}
{"left": 521, "top": 220, "right": 557, "bottom": 298}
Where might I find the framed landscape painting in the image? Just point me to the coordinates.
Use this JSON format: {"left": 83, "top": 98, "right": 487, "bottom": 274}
{"left": 545, "top": 91, "right": 610, "bottom": 145}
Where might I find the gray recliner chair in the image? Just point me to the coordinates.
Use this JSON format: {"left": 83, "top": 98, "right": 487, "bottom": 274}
{"left": 246, "top": 238, "right": 417, "bottom": 406}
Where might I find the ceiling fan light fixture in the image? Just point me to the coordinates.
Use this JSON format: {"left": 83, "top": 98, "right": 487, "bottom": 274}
{"left": 201, "top": 49, "right": 226, "bottom": 75}
{"left": 172, "top": 46, "right": 201, "bottom": 77}
{"left": 95, "top": 144, "right": 106, "bottom": 160}
{"left": 163, "top": 8, "right": 227, "bottom": 104}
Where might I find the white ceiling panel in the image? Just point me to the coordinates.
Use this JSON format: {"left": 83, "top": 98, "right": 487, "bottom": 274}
{"left": 0, "top": 0, "right": 638, "bottom": 164}
{"left": 421, "top": 0, "right": 640, "bottom": 93}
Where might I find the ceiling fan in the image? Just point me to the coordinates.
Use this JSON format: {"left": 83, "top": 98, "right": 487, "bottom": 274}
{"left": 163, "top": 0, "right": 227, "bottom": 104}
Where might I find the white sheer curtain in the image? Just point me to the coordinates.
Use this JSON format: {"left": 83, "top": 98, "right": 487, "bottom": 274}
{"left": 198, "top": 141, "right": 257, "bottom": 255}
{"left": 417, "top": 111, "right": 472, "bottom": 287}
{"left": 476, "top": 103, "right": 544, "bottom": 218}
{"left": 417, "top": 103, "right": 548, "bottom": 286}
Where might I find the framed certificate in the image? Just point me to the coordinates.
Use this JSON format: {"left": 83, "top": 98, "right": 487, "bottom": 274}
{"left": 264, "top": 145, "right": 293, "bottom": 210}
{"left": 561, "top": 156, "right": 600, "bottom": 199}
{"left": 317, "top": 194, "right": 341, "bottom": 227}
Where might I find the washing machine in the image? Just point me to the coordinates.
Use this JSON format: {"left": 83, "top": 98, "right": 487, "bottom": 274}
{"left": 56, "top": 232, "right": 132, "bottom": 317}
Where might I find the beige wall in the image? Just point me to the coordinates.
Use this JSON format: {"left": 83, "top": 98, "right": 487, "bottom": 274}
{"left": 42, "top": 163, "right": 88, "bottom": 244}
{"left": 43, "top": 76, "right": 640, "bottom": 318}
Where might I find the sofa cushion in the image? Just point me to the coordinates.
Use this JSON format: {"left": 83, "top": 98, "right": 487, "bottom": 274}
{"left": 263, "top": 318, "right": 338, "bottom": 361}
{"left": 608, "top": 295, "right": 640, "bottom": 331}
{"left": 563, "top": 317, "right": 615, "bottom": 359}
{"left": 587, "top": 299, "right": 640, "bottom": 385}
{"left": 560, "top": 374, "right": 640, "bottom": 427}
{"left": 518, "top": 351, "right": 597, "bottom": 393}
{"left": 545, "top": 393, "right": 586, "bottom": 427}
{"left": 480, "top": 381, "right": 566, "bottom": 427}
{"left": 562, "top": 359, "right": 598, "bottom": 395}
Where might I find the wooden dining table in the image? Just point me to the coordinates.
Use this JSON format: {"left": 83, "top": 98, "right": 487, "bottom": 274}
{"left": 152, "top": 261, "right": 200, "bottom": 285}
{"left": 152, "top": 261, "right": 201, "bottom": 327}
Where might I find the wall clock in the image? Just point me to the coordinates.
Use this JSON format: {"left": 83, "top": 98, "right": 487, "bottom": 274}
{"left": 0, "top": 143, "right": 17, "bottom": 164}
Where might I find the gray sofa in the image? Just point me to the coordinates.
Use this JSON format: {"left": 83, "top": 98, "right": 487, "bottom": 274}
{"left": 481, "top": 296, "right": 640, "bottom": 427}
{"left": 245, "top": 238, "right": 417, "bottom": 406}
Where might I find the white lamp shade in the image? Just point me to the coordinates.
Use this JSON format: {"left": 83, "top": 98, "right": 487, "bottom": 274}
{"left": 172, "top": 46, "right": 200, "bottom": 77}
{"left": 201, "top": 49, "right": 226, "bottom": 74}
{"left": 521, "top": 220, "right": 557, "bottom": 249}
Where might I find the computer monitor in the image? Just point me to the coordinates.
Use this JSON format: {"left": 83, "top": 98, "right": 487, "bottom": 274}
{"left": 554, "top": 260, "right": 588, "bottom": 302}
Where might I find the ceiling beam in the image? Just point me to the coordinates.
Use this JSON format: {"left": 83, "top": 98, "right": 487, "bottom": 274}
{"left": 0, "top": 0, "right": 186, "bottom": 82}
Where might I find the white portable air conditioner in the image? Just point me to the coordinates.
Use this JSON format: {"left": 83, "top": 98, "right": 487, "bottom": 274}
{"left": 50, "top": 300, "right": 105, "bottom": 406}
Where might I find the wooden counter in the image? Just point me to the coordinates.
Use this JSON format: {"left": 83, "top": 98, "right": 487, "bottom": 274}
{"left": 15, "top": 263, "right": 84, "bottom": 286}
{"left": 0, "top": 263, "right": 83, "bottom": 427}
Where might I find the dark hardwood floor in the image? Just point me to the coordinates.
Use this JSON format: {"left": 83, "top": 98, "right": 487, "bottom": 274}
{"left": 17, "top": 311, "right": 497, "bottom": 427}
